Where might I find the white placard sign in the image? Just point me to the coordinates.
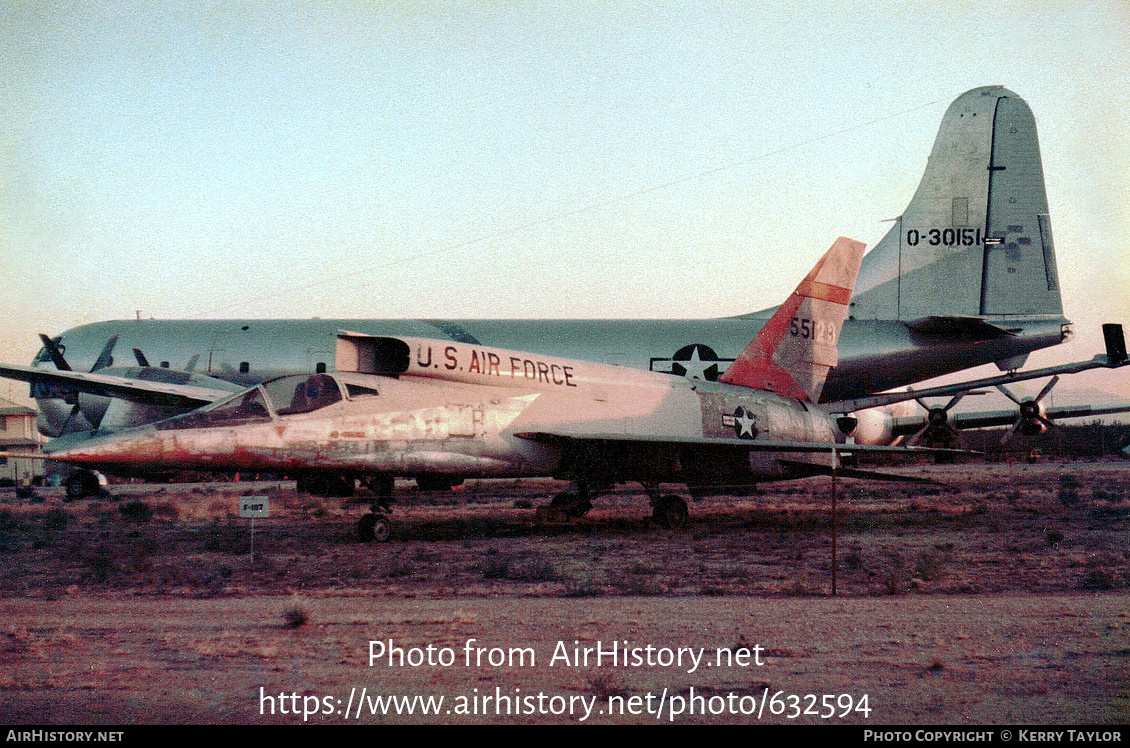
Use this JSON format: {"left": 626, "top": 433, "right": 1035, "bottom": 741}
{"left": 240, "top": 496, "right": 270, "bottom": 518}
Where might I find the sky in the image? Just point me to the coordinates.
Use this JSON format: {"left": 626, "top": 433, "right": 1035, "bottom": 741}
{"left": 2, "top": 1, "right": 1128, "bottom": 406}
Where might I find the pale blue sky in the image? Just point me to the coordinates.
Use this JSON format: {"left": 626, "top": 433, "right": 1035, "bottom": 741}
{"left": 2, "top": 1, "right": 1128, "bottom": 400}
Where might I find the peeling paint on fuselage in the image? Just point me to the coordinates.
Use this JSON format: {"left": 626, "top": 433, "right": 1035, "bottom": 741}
{"left": 43, "top": 365, "right": 846, "bottom": 485}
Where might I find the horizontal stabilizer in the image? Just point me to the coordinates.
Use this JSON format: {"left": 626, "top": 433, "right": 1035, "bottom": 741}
{"left": 825, "top": 326, "right": 1130, "bottom": 415}
{"left": 904, "top": 316, "right": 1015, "bottom": 338}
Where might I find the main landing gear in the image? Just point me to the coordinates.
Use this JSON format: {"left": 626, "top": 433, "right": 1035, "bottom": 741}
{"left": 535, "top": 483, "right": 690, "bottom": 529}
{"left": 356, "top": 475, "right": 394, "bottom": 543}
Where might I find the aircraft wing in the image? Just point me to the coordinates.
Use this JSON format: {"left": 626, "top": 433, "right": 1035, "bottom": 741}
{"left": 514, "top": 431, "right": 970, "bottom": 455}
{"left": 0, "top": 364, "right": 240, "bottom": 409}
{"left": 892, "top": 403, "right": 1130, "bottom": 435}
{"left": 514, "top": 431, "right": 970, "bottom": 486}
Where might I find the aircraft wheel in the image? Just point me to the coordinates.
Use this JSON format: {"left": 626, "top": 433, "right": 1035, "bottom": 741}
{"left": 357, "top": 512, "right": 392, "bottom": 543}
{"left": 64, "top": 471, "right": 101, "bottom": 500}
{"left": 371, "top": 514, "right": 392, "bottom": 543}
{"left": 652, "top": 495, "right": 689, "bottom": 529}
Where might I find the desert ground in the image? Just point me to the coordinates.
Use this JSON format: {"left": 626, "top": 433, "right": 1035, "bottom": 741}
{"left": 1, "top": 459, "right": 1127, "bottom": 725}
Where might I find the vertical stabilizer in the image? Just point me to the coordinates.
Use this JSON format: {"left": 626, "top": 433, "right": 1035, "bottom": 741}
{"left": 850, "top": 86, "right": 1063, "bottom": 320}
{"left": 721, "top": 237, "right": 866, "bottom": 401}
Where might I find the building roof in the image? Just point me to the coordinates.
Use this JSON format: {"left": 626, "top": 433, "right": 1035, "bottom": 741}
{"left": 0, "top": 397, "right": 35, "bottom": 417}
{"left": 0, "top": 438, "right": 40, "bottom": 448}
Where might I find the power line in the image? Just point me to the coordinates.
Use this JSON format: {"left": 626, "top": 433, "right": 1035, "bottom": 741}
{"left": 202, "top": 98, "right": 939, "bottom": 316}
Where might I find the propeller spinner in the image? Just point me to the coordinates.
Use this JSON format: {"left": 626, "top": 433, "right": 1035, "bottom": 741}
{"left": 907, "top": 392, "right": 970, "bottom": 447}
{"left": 996, "top": 376, "right": 1059, "bottom": 444}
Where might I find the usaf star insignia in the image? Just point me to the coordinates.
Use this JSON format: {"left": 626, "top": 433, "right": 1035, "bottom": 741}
{"left": 721, "top": 406, "right": 759, "bottom": 439}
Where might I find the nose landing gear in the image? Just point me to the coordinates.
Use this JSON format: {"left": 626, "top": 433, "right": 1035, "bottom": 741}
{"left": 357, "top": 474, "right": 394, "bottom": 543}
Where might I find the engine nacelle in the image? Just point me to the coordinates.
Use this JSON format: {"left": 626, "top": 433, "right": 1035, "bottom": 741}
{"left": 1016, "top": 399, "right": 1049, "bottom": 436}
{"left": 847, "top": 408, "right": 897, "bottom": 445}
{"left": 841, "top": 400, "right": 918, "bottom": 446}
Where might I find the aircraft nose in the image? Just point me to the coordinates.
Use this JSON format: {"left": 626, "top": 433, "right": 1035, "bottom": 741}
{"left": 43, "top": 427, "right": 163, "bottom": 466}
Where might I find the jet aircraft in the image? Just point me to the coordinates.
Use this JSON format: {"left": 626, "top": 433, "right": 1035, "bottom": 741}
{"left": 20, "top": 86, "right": 1075, "bottom": 450}
{"left": 11, "top": 237, "right": 896, "bottom": 538}
{"left": 9, "top": 239, "right": 1127, "bottom": 542}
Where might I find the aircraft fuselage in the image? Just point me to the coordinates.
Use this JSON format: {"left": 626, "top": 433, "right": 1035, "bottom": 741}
{"left": 34, "top": 314, "right": 1069, "bottom": 412}
{"left": 40, "top": 360, "right": 841, "bottom": 489}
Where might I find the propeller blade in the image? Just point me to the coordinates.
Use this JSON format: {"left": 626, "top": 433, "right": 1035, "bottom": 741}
{"left": 1034, "top": 375, "right": 1059, "bottom": 404}
{"left": 908, "top": 423, "right": 931, "bottom": 446}
{"left": 995, "top": 384, "right": 1023, "bottom": 405}
{"left": 185, "top": 354, "right": 200, "bottom": 373}
{"left": 1000, "top": 419, "right": 1024, "bottom": 445}
{"left": 133, "top": 348, "right": 151, "bottom": 367}
{"left": 38, "top": 334, "right": 72, "bottom": 371}
{"left": 59, "top": 402, "right": 82, "bottom": 434}
{"left": 943, "top": 394, "right": 966, "bottom": 411}
{"left": 90, "top": 335, "right": 119, "bottom": 372}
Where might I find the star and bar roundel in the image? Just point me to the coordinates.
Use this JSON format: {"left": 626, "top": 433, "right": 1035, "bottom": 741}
{"left": 650, "top": 344, "right": 733, "bottom": 381}
{"left": 721, "top": 405, "right": 759, "bottom": 439}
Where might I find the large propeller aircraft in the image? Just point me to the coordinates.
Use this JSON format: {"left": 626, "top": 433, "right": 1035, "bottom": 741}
{"left": 5, "top": 239, "right": 1127, "bottom": 542}
{"left": 4, "top": 85, "right": 1129, "bottom": 512}
{"left": 16, "top": 87, "right": 1084, "bottom": 445}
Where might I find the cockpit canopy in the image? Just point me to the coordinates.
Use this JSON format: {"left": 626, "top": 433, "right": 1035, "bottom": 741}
{"left": 156, "top": 373, "right": 374, "bottom": 430}
{"left": 268, "top": 373, "right": 342, "bottom": 415}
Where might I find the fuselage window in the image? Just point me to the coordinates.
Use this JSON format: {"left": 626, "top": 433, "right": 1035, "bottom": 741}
{"left": 346, "top": 384, "right": 380, "bottom": 399}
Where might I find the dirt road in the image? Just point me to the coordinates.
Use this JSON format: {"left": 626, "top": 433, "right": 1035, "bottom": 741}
{"left": 2, "top": 460, "right": 1127, "bottom": 724}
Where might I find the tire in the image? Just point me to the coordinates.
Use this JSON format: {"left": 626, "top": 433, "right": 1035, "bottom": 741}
{"left": 652, "top": 495, "right": 689, "bottom": 529}
{"left": 357, "top": 512, "right": 392, "bottom": 543}
{"left": 371, "top": 514, "right": 392, "bottom": 543}
{"left": 64, "top": 471, "right": 99, "bottom": 500}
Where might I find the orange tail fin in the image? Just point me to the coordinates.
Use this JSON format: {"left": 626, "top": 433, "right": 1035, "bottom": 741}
{"left": 719, "top": 236, "right": 866, "bottom": 401}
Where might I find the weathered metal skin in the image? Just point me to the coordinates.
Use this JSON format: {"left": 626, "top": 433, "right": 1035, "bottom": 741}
{"left": 28, "top": 87, "right": 1072, "bottom": 440}
{"left": 40, "top": 236, "right": 868, "bottom": 491}
{"left": 34, "top": 314, "right": 1069, "bottom": 434}
{"left": 42, "top": 354, "right": 843, "bottom": 487}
